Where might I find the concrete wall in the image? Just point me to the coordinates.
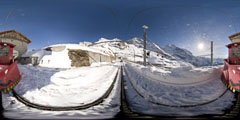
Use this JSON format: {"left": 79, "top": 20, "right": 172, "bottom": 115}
{"left": 68, "top": 49, "right": 90, "bottom": 67}
{"left": 88, "top": 51, "right": 113, "bottom": 64}
{"left": 50, "top": 46, "right": 66, "bottom": 52}
{"left": 68, "top": 49, "right": 115, "bottom": 67}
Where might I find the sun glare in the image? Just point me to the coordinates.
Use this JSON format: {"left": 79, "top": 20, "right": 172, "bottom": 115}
{"left": 198, "top": 43, "right": 204, "bottom": 50}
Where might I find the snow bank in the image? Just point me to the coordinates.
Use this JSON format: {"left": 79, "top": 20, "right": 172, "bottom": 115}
{"left": 2, "top": 63, "right": 122, "bottom": 119}
{"left": 124, "top": 62, "right": 235, "bottom": 116}
{"left": 13, "top": 64, "right": 118, "bottom": 107}
{"left": 125, "top": 62, "right": 221, "bottom": 85}
{"left": 39, "top": 48, "right": 71, "bottom": 68}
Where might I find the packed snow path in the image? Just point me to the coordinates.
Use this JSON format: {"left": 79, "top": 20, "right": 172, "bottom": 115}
{"left": 123, "top": 62, "right": 235, "bottom": 116}
{"left": 2, "top": 63, "right": 122, "bottom": 119}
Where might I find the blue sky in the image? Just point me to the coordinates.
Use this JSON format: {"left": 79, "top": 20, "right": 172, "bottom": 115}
{"left": 0, "top": 0, "right": 240, "bottom": 58}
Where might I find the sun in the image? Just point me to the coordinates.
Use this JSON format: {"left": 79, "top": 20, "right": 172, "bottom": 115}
{"left": 198, "top": 43, "right": 204, "bottom": 50}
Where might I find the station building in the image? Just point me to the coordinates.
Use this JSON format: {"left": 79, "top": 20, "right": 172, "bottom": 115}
{"left": 0, "top": 30, "right": 31, "bottom": 57}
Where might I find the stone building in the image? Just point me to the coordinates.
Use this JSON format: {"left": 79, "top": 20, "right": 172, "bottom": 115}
{"left": 0, "top": 30, "right": 31, "bottom": 57}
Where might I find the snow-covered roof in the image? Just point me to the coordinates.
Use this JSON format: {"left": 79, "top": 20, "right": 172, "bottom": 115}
{"left": 0, "top": 30, "right": 31, "bottom": 43}
{"left": 229, "top": 32, "right": 240, "bottom": 43}
{"left": 47, "top": 44, "right": 114, "bottom": 56}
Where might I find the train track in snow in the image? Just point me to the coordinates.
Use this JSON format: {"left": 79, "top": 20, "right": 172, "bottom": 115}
{"left": 124, "top": 67, "right": 229, "bottom": 107}
{"left": 11, "top": 68, "right": 120, "bottom": 111}
{"left": 118, "top": 66, "right": 240, "bottom": 119}
{"left": 125, "top": 60, "right": 219, "bottom": 86}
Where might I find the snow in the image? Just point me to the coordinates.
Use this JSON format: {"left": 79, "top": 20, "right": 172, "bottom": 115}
{"left": 39, "top": 48, "right": 72, "bottom": 68}
{"left": 162, "top": 44, "right": 224, "bottom": 67}
{"left": 95, "top": 38, "right": 122, "bottom": 43}
{"left": 1, "top": 37, "right": 235, "bottom": 118}
{"left": 48, "top": 44, "right": 114, "bottom": 56}
{"left": 2, "top": 63, "right": 121, "bottom": 119}
{"left": 27, "top": 43, "right": 115, "bottom": 68}
{"left": 126, "top": 37, "right": 173, "bottom": 59}
{"left": 125, "top": 62, "right": 222, "bottom": 85}
{"left": 17, "top": 64, "right": 118, "bottom": 106}
{"left": 22, "top": 49, "right": 51, "bottom": 63}
{"left": 123, "top": 61, "right": 235, "bottom": 116}
{"left": 93, "top": 37, "right": 176, "bottom": 65}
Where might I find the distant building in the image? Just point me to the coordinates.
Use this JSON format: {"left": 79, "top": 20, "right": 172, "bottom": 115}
{"left": 0, "top": 30, "right": 31, "bottom": 57}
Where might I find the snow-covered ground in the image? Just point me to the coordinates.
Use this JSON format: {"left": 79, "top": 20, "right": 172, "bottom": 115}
{"left": 2, "top": 63, "right": 121, "bottom": 119}
{"left": 124, "top": 61, "right": 235, "bottom": 116}
{"left": 1, "top": 37, "right": 233, "bottom": 118}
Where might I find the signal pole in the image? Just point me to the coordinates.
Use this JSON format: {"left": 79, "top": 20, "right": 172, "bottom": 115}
{"left": 211, "top": 41, "right": 213, "bottom": 66}
{"left": 142, "top": 25, "right": 148, "bottom": 66}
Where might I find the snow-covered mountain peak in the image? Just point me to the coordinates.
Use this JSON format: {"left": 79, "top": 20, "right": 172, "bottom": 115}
{"left": 162, "top": 44, "right": 223, "bottom": 67}
{"left": 165, "top": 44, "right": 176, "bottom": 48}
{"left": 126, "top": 38, "right": 173, "bottom": 58}
{"left": 96, "top": 38, "right": 122, "bottom": 43}
{"left": 128, "top": 37, "right": 143, "bottom": 44}
{"left": 163, "top": 44, "right": 193, "bottom": 56}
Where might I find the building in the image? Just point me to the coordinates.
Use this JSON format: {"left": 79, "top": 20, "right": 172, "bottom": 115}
{"left": 227, "top": 32, "right": 240, "bottom": 64}
{"left": 68, "top": 49, "right": 114, "bottom": 67}
{"left": 229, "top": 32, "right": 240, "bottom": 43}
{"left": 39, "top": 44, "right": 115, "bottom": 68}
{"left": 0, "top": 30, "right": 31, "bottom": 57}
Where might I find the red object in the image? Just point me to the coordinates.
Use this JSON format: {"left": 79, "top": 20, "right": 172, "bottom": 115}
{"left": 221, "top": 42, "right": 240, "bottom": 93}
{"left": 0, "top": 42, "right": 21, "bottom": 92}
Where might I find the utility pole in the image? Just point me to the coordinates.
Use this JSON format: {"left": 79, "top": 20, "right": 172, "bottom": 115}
{"left": 211, "top": 41, "right": 213, "bottom": 66}
{"left": 134, "top": 51, "right": 135, "bottom": 62}
{"left": 142, "top": 25, "right": 148, "bottom": 66}
{"left": 133, "top": 40, "right": 136, "bottom": 62}
{"left": 132, "top": 48, "right": 135, "bottom": 62}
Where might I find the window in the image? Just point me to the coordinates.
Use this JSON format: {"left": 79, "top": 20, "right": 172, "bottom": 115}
{"left": 0, "top": 46, "right": 9, "bottom": 56}
{"left": 0, "top": 39, "right": 6, "bottom": 42}
{"left": 232, "top": 47, "right": 240, "bottom": 56}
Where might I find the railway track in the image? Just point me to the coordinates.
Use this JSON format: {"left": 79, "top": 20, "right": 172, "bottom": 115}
{"left": 125, "top": 63, "right": 220, "bottom": 86}
{"left": 118, "top": 66, "right": 240, "bottom": 119}
{"left": 11, "top": 68, "right": 120, "bottom": 111}
{"left": 124, "top": 67, "right": 229, "bottom": 108}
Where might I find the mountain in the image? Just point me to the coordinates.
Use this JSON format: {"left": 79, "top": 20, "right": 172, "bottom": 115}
{"left": 93, "top": 37, "right": 175, "bottom": 60}
{"left": 92, "top": 38, "right": 189, "bottom": 68}
{"left": 162, "top": 44, "right": 224, "bottom": 67}
{"left": 126, "top": 37, "right": 174, "bottom": 59}
{"left": 92, "top": 37, "right": 223, "bottom": 67}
